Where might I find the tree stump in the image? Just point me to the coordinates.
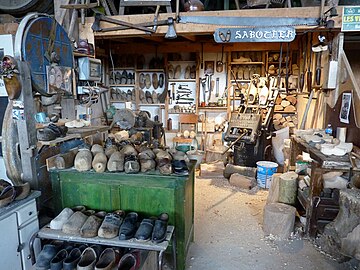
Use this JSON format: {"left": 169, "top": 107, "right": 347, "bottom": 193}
{"left": 263, "top": 203, "right": 296, "bottom": 239}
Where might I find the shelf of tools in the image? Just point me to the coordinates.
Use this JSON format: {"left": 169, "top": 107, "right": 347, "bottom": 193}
{"left": 166, "top": 61, "right": 198, "bottom": 131}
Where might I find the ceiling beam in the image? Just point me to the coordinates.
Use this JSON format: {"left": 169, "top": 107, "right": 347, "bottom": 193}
{"left": 181, "top": 35, "right": 197, "bottom": 42}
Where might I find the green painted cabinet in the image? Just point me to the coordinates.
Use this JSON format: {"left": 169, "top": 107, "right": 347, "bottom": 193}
{"left": 50, "top": 169, "right": 195, "bottom": 270}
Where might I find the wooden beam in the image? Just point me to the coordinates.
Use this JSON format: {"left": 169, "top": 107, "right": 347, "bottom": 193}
{"left": 141, "top": 36, "right": 165, "bottom": 43}
{"left": 181, "top": 35, "right": 197, "bottom": 42}
{"left": 82, "top": 7, "right": 342, "bottom": 39}
{"left": 61, "top": 3, "right": 98, "bottom": 9}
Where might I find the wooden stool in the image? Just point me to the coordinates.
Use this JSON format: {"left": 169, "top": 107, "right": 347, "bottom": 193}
{"left": 119, "top": 0, "right": 172, "bottom": 15}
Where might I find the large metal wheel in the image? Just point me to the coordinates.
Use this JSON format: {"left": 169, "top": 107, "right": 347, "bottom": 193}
{"left": 0, "top": 0, "right": 53, "bottom": 16}
{"left": 15, "top": 14, "right": 74, "bottom": 95}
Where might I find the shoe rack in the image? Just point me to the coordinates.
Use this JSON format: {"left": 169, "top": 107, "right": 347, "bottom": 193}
{"left": 107, "top": 55, "right": 167, "bottom": 124}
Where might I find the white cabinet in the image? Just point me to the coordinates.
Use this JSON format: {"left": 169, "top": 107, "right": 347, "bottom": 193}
{"left": 0, "top": 191, "right": 41, "bottom": 270}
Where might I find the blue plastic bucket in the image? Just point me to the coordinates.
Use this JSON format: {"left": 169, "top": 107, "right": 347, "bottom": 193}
{"left": 256, "top": 161, "right": 278, "bottom": 188}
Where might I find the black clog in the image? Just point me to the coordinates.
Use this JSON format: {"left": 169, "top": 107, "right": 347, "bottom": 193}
{"left": 119, "top": 212, "right": 138, "bottom": 240}
{"left": 134, "top": 218, "right": 155, "bottom": 241}
{"left": 152, "top": 213, "right": 169, "bottom": 243}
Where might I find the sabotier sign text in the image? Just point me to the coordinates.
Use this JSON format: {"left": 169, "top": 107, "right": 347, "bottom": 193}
{"left": 214, "top": 27, "right": 296, "bottom": 43}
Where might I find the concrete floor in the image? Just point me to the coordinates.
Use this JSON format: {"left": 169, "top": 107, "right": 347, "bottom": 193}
{"left": 183, "top": 163, "right": 345, "bottom": 270}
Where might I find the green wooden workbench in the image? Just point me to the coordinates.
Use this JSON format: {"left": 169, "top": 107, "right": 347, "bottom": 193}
{"left": 50, "top": 167, "right": 195, "bottom": 270}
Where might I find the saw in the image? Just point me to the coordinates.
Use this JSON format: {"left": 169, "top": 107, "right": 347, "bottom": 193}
{"left": 179, "top": 16, "right": 319, "bottom": 27}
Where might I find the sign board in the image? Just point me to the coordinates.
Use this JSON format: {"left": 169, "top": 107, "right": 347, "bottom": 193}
{"left": 342, "top": 6, "right": 360, "bottom": 31}
{"left": 214, "top": 27, "right": 296, "bottom": 43}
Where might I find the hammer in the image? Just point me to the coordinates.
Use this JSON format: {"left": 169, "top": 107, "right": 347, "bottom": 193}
{"left": 170, "top": 83, "right": 176, "bottom": 101}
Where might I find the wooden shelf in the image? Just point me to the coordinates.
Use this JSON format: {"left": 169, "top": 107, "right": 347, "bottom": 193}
{"left": 198, "top": 107, "right": 227, "bottom": 111}
{"left": 109, "top": 84, "right": 135, "bottom": 87}
{"left": 73, "top": 52, "right": 94, "bottom": 58}
{"left": 231, "top": 79, "right": 251, "bottom": 83}
{"left": 231, "top": 62, "right": 264, "bottom": 65}
{"left": 110, "top": 100, "right": 136, "bottom": 103}
{"left": 168, "top": 79, "right": 196, "bottom": 82}
{"left": 138, "top": 103, "right": 165, "bottom": 106}
{"left": 136, "top": 69, "right": 164, "bottom": 73}
{"left": 268, "top": 62, "right": 287, "bottom": 64}
{"left": 274, "top": 111, "right": 297, "bottom": 114}
{"left": 168, "top": 112, "right": 196, "bottom": 114}
{"left": 168, "top": 60, "right": 196, "bottom": 63}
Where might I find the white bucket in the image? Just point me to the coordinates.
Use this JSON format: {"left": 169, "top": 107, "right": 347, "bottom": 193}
{"left": 256, "top": 161, "right": 278, "bottom": 188}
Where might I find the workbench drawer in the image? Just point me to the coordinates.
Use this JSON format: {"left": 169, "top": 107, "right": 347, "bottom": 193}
{"left": 17, "top": 200, "right": 37, "bottom": 227}
{"left": 316, "top": 205, "right": 339, "bottom": 220}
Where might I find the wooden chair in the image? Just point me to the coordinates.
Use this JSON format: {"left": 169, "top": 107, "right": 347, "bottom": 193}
{"left": 173, "top": 114, "right": 198, "bottom": 146}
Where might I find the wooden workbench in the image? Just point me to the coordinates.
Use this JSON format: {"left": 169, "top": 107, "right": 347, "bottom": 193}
{"left": 292, "top": 136, "right": 352, "bottom": 237}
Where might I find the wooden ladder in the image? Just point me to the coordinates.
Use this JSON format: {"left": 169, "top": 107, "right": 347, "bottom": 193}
{"left": 118, "top": 0, "right": 172, "bottom": 15}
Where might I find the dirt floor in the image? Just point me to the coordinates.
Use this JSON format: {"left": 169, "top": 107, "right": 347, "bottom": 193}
{"left": 181, "top": 162, "right": 347, "bottom": 270}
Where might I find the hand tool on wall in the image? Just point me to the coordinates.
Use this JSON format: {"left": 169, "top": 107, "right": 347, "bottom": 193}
{"left": 168, "top": 90, "right": 172, "bottom": 104}
{"left": 176, "top": 101, "right": 193, "bottom": 105}
{"left": 299, "top": 35, "right": 306, "bottom": 92}
{"left": 306, "top": 32, "right": 314, "bottom": 93}
{"left": 177, "top": 90, "right": 192, "bottom": 94}
{"left": 312, "top": 35, "right": 328, "bottom": 86}
{"left": 201, "top": 77, "right": 206, "bottom": 105}
{"left": 170, "top": 83, "right": 176, "bottom": 102}
{"left": 176, "top": 94, "right": 191, "bottom": 99}
{"left": 206, "top": 74, "right": 212, "bottom": 102}
{"left": 285, "top": 42, "right": 290, "bottom": 93}
{"left": 216, "top": 45, "right": 224, "bottom": 73}
{"left": 176, "top": 97, "right": 194, "bottom": 101}
{"left": 215, "top": 77, "right": 220, "bottom": 97}
{"left": 277, "top": 42, "right": 283, "bottom": 89}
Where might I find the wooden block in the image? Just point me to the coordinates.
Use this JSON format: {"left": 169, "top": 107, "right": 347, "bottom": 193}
{"left": 275, "top": 95, "right": 282, "bottom": 105}
{"left": 263, "top": 203, "right": 296, "bottom": 239}
{"left": 285, "top": 116, "right": 292, "bottom": 122}
{"left": 273, "top": 113, "right": 282, "bottom": 121}
{"left": 275, "top": 105, "right": 283, "bottom": 111}
{"left": 284, "top": 105, "right": 296, "bottom": 112}
{"left": 273, "top": 119, "right": 281, "bottom": 126}
{"left": 223, "top": 164, "right": 257, "bottom": 179}
{"left": 288, "top": 122, "right": 296, "bottom": 128}
{"left": 279, "top": 118, "right": 286, "bottom": 124}
{"left": 286, "top": 95, "right": 297, "bottom": 105}
{"left": 281, "top": 100, "right": 291, "bottom": 107}
{"left": 280, "top": 94, "right": 287, "bottom": 99}
{"left": 274, "top": 124, "right": 282, "bottom": 130}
